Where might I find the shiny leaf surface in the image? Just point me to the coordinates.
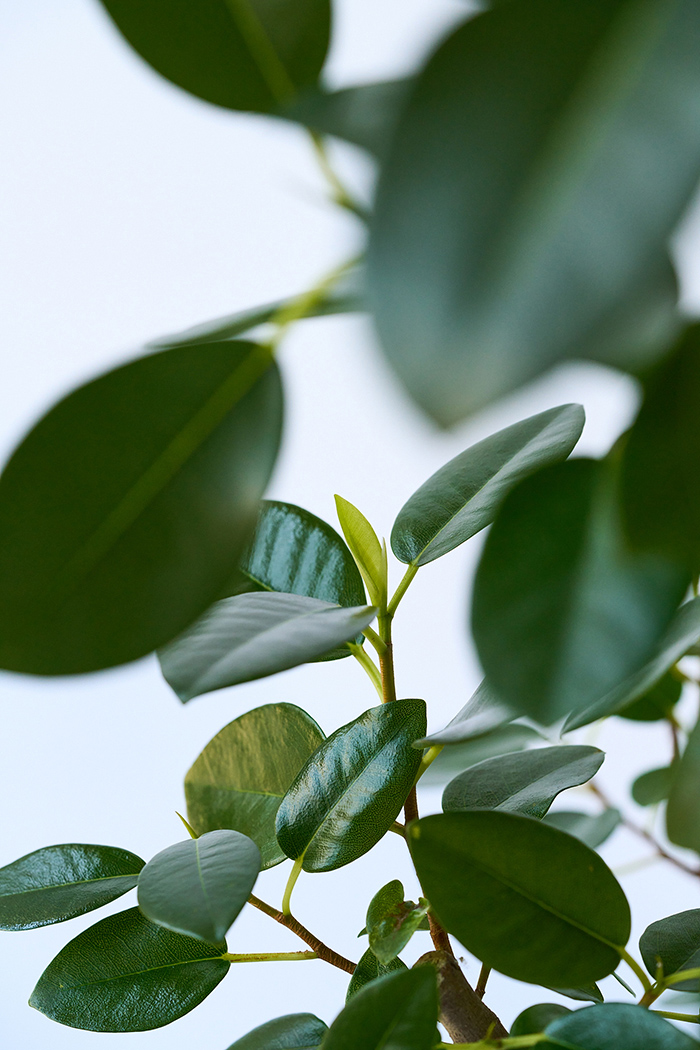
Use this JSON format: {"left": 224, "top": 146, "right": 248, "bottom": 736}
{"left": 545, "top": 1002, "right": 699, "bottom": 1049}
{"left": 640, "top": 909, "right": 700, "bottom": 991}
{"left": 345, "top": 949, "right": 406, "bottom": 1002}
{"left": 325, "top": 968, "right": 438, "bottom": 1050}
{"left": 365, "top": 880, "right": 429, "bottom": 965}
{"left": 227, "top": 1013, "right": 328, "bottom": 1050}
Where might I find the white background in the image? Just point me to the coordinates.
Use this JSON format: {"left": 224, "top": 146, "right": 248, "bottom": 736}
{"left": 1, "top": 1, "right": 700, "bottom": 1046}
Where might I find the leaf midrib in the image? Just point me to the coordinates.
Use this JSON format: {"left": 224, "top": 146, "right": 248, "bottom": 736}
{"left": 1, "top": 872, "right": 140, "bottom": 900}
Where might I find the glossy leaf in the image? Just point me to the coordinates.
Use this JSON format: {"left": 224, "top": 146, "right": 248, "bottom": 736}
{"left": 409, "top": 811, "right": 630, "bottom": 987}
{"left": 0, "top": 341, "right": 281, "bottom": 674}
{"left": 325, "top": 968, "right": 438, "bottom": 1050}
{"left": 640, "top": 909, "right": 700, "bottom": 991}
{"left": 137, "top": 830, "right": 260, "bottom": 943}
{"left": 159, "top": 592, "right": 376, "bottom": 701}
{"left": 227, "top": 1013, "right": 328, "bottom": 1050}
{"left": 29, "top": 907, "right": 228, "bottom": 1032}
{"left": 632, "top": 765, "right": 677, "bottom": 807}
{"left": 550, "top": 984, "right": 604, "bottom": 1004}
{"left": 365, "top": 880, "right": 429, "bottom": 965}
{"left": 564, "top": 598, "right": 700, "bottom": 730}
{"left": 368, "top": 0, "right": 697, "bottom": 425}
{"left": 276, "top": 699, "right": 426, "bottom": 872}
{"left": 473, "top": 458, "right": 688, "bottom": 724}
{"left": 0, "top": 844, "right": 144, "bottom": 931}
{"left": 543, "top": 809, "right": 621, "bottom": 850}
{"left": 286, "top": 80, "right": 411, "bottom": 161}
{"left": 417, "top": 679, "right": 514, "bottom": 748}
{"left": 420, "top": 724, "right": 542, "bottom": 786}
{"left": 544, "top": 1002, "right": 700, "bottom": 1049}
{"left": 667, "top": 716, "right": 700, "bottom": 852}
{"left": 392, "top": 405, "right": 584, "bottom": 566}
{"left": 442, "top": 745, "right": 604, "bottom": 819}
{"left": 346, "top": 949, "right": 406, "bottom": 1002}
{"left": 99, "top": 0, "right": 331, "bottom": 114}
{"left": 185, "top": 703, "right": 324, "bottom": 869}
{"left": 334, "top": 496, "right": 386, "bottom": 608}
{"left": 511, "top": 1003, "right": 570, "bottom": 1036}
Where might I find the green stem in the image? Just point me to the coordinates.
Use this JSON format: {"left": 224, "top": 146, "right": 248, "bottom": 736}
{"left": 660, "top": 966, "right": 700, "bottom": 987}
{"left": 415, "top": 744, "right": 444, "bottom": 784}
{"left": 268, "top": 254, "right": 359, "bottom": 351}
{"left": 377, "top": 612, "right": 397, "bottom": 704}
{"left": 309, "top": 132, "right": 369, "bottom": 221}
{"left": 221, "top": 951, "right": 317, "bottom": 963}
{"left": 651, "top": 1009, "right": 700, "bottom": 1023}
{"left": 282, "top": 856, "right": 304, "bottom": 916}
{"left": 362, "top": 624, "right": 387, "bottom": 657}
{"left": 348, "top": 641, "right": 383, "bottom": 699}
{"left": 387, "top": 562, "right": 419, "bottom": 618}
{"left": 438, "top": 1036, "right": 546, "bottom": 1049}
{"left": 619, "top": 947, "right": 653, "bottom": 993}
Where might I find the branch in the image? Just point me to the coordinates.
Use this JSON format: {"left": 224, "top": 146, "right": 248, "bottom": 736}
{"left": 248, "top": 894, "right": 355, "bottom": 974}
{"left": 416, "top": 951, "right": 508, "bottom": 1043}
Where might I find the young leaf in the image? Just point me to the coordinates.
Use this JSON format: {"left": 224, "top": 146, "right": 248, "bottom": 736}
{"left": 416, "top": 679, "right": 514, "bottom": 748}
{"left": 365, "top": 880, "right": 429, "bottom": 965}
{"left": 368, "top": 0, "right": 697, "bottom": 424}
{"left": 334, "top": 496, "right": 387, "bottom": 608}
{"left": 346, "top": 948, "right": 406, "bottom": 1002}
{"left": 185, "top": 703, "right": 325, "bottom": 869}
{"left": 276, "top": 699, "right": 426, "bottom": 872}
{"left": 226, "top": 1013, "right": 328, "bottom": 1050}
{"left": 98, "top": 0, "right": 331, "bottom": 114}
{"left": 442, "top": 745, "right": 604, "bottom": 819}
{"left": 0, "top": 341, "right": 282, "bottom": 674}
{"left": 544, "top": 1002, "right": 700, "bottom": 1049}
{"left": 29, "top": 907, "right": 229, "bottom": 1032}
{"left": 137, "top": 830, "right": 260, "bottom": 943}
{"left": 0, "top": 844, "right": 144, "bottom": 930}
{"left": 510, "top": 1003, "right": 570, "bottom": 1036}
{"left": 419, "top": 724, "right": 542, "bottom": 786}
{"left": 473, "top": 458, "right": 688, "bottom": 724}
{"left": 667, "top": 716, "right": 700, "bottom": 853}
{"left": 632, "top": 765, "right": 677, "bottom": 807}
{"left": 640, "top": 909, "right": 700, "bottom": 991}
{"left": 543, "top": 810, "right": 621, "bottom": 850}
{"left": 325, "top": 968, "right": 438, "bottom": 1049}
{"left": 158, "top": 592, "right": 376, "bottom": 701}
{"left": 409, "top": 811, "right": 631, "bottom": 987}
{"left": 391, "top": 404, "right": 584, "bottom": 566}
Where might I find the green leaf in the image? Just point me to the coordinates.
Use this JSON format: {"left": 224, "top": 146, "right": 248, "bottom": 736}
{"left": 345, "top": 948, "right": 406, "bottom": 1002}
{"left": 564, "top": 598, "right": 700, "bottom": 730}
{"left": 392, "top": 405, "right": 584, "bottom": 566}
{"left": 286, "top": 80, "right": 411, "bottom": 161}
{"left": 368, "top": 0, "right": 696, "bottom": 425}
{"left": 473, "top": 458, "right": 688, "bottom": 724}
{"left": 618, "top": 672, "right": 682, "bottom": 722}
{"left": 98, "top": 0, "right": 331, "bottom": 114}
{"left": 0, "top": 844, "right": 144, "bottom": 931}
{"left": 544, "top": 1002, "right": 700, "bottom": 1049}
{"left": 158, "top": 592, "right": 376, "bottom": 701}
{"left": 549, "top": 984, "right": 604, "bottom": 1004}
{"left": 325, "top": 968, "right": 438, "bottom": 1049}
{"left": 29, "top": 907, "right": 229, "bottom": 1032}
{"left": 276, "top": 699, "right": 426, "bottom": 872}
{"left": 511, "top": 1003, "right": 570, "bottom": 1036}
{"left": 226, "top": 1013, "right": 328, "bottom": 1050}
{"left": 632, "top": 765, "right": 677, "bottom": 807}
{"left": 419, "top": 724, "right": 542, "bottom": 786}
{"left": 667, "top": 715, "right": 700, "bottom": 853}
{"left": 137, "top": 830, "right": 260, "bottom": 943}
{"left": 408, "top": 811, "right": 630, "bottom": 987}
{"left": 365, "top": 880, "right": 429, "bottom": 965}
{"left": 0, "top": 341, "right": 281, "bottom": 674}
{"left": 442, "top": 745, "right": 604, "bottom": 819}
{"left": 416, "top": 679, "right": 514, "bottom": 748}
{"left": 543, "top": 810, "right": 621, "bottom": 850}
{"left": 640, "top": 909, "right": 700, "bottom": 991}
{"left": 185, "top": 703, "right": 325, "bottom": 869}
{"left": 334, "top": 496, "right": 387, "bottom": 608}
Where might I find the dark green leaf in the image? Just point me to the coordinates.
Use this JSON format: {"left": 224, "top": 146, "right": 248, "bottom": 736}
{"left": 442, "top": 745, "right": 603, "bottom": 818}
{"left": 392, "top": 405, "right": 584, "bottom": 566}
{"left": 549, "top": 984, "right": 604, "bottom": 1004}
{"left": 543, "top": 810, "right": 621, "bottom": 850}
{"left": 365, "top": 880, "right": 429, "bottom": 965}
{"left": 473, "top": 458, "right": 688, "bottom": 724}
{"left": 345, "top": 949, "right": 406, "bottom": 1002}
{"left": 29, "top": 907, "right": 228, "bottom": 1032}
{"left": 416, "top": 679, "right": 514, "bottom": 748}
{"left": 99, "top": 0, "right": 331, "bottom": 114}
{"left": 227, "top": 1013, "right": 328, "bottom": 1050}
{"left": 276, "top": 699, "right": 426, "bottom": 872}
{"left": 0, "top": 341, "right": 281, "bottom": 674}
{"left": 632, "top": 765, "right": 677, "bottom": 807}
{"left": 0, "top": 844, "right": 144, "bottom": 931}
{"left": 618, "top": 672, "right": 682, "bottom": 722}
{"left": 159, "top": 592, "right": 376, "bottom": 701}
{"left": 667, "top": 716, "right": 700, "bottom": 853}
{"left": 368, "top": 0, "right": 695, "bottom": 424}
{"left": 137, "top": 830, "right": 260, "bottom": 943}
{"left": 286, "top": 81, "right": 411, "bottom": 161}
{"left": 511, "top": 1003, "right": 570, "bottom": 1036}
{"left": 420, "top": 724, "right": 542, "bottom": 786}
{"left": 409, "top": 812, "right": 630, "bottom": 987}
{"left": 326, "top": 968, "right": 437, "bottom": 1049}
{"left": 185, "top": 703, "right": 324, "bottom": 869}
{"left": 544, "top": 1002, "right": 700, "bottom": 1049}
{"left": 640, "top": 909, "right": 700, "bottom": 991}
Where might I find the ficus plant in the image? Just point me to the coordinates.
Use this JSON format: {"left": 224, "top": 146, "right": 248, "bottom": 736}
{"left": 4, "top": 0, "right": 700, "bottom": 1047}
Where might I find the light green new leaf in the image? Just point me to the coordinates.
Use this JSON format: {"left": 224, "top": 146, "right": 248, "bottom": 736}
{"left": 473, "top": 458, "right": 688, "bottom": 724}
{"left": 420, "top": 724, "right": 542, "bottom": 787}
{"left": 365, "top": 880, "right": 429, "bottom": 965}
{"left": 159, "top": 592, "right": 376, "bottom": 701}
{"left": 137, "top": 830, "right": 260, "bottom": 943}
{"left": 325, "top": 968, "right": 438, "bottom": 1050}
{"left": 346, "top": 949, "right": 406, "bottom": 1002}
{"left": 334, "top": 496, "right": 386, "bottom": 608}
{"left": 409, "top": 812, "right": 630, "bottom": 987}
{"left": 543, "top": 810, "right": 621, "bottom": 850}
{"left": 442, "top": 745, "right": 604, "bottom": 818}
{"left": 227, "top": 1013, "right": 328, "bottom": 1050}
{"left": 545, "top": 1002, "right": 700, "bottom": 1049}
{"left": 368, "top": 0, "right": 695, "bottom": 425}
{"left": 640, "top": 909, "right": 700, "bottom": 991}
{"left": 99, "top": 0, "right": 331, "bottom": 114}
{"left": 416, "top": 679, "right": 514, "bottom": 748}
{"left": 0, "top": 341, "right": 281, "bottom": 675}
{"left": 0, "top": 844, "right": 144, "bottom": 930}
{"left": 185, "top": 703, "right": 325, "bottom": 869}
{"left": 632, "top": 765, "right": 677, "bottom": 807}
{"left": 286, "top": 80, "right": 411, "bottom": 161}
{"left": 392, "top": 405, "right": 584, "bottom": 566}
{"left": 276, "top": 699, "right": 426, "bottom": 872}
{"left": 667, "top": 716, "right": 700, "bottom": 853}
{"left": 29, "top": 907, "right": 229, "bottom": 1032}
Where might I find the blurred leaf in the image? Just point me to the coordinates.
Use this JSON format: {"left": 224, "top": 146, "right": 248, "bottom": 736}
{"left": 419, "top": 724, "right": 542, "bottom": 786}
{"left": 365, "top": 880, "right": 429, "bottom": 965}
{"left": 392, "top": 405, "right": 584, "bottom": 566}
{"left": 185, "top": 703, "right": 324, "bottom": 869}
{"left": 618, "top": 672, "right": 682, "bottom": 722}
{"left": 417, "top": 680, "right": 514, "bottom": 748}
{"left": 511, "top": 1003, "right": 570, "bottom": 1036}
{"left": 632, "top": 765, "right": 677, "bottom": 807}
{"left": 346, "top": 948, "right": 406, "bottom": 1002}
{"left": 334, "top": 496, "right": 386, "bottom": 608}
{"left": 640, "top": 909, "right": 700, "bottom": 992}
{"left": 286, "top": 80, "right": 411, "bottom": 161}
{"left": 550, "top": 984, "right": 604, "bottom": 1004}
{"left": 409, "top": 812, "right": 630, "bottom": 987}
{"left": 0, "top": 844, "right": 144, "bottom": 930}
{"left": 0, "top": 341, "right": 281, "bottom": 674}
{"left": 327, "top": 968, "right": 437, "bottom": 1049}
{"left": 226, "top": 1013, "right": 328, "bottom": 1049}
{"left": 544, "top": 1002, "right": 699, "bottom": 1048}
{"left": 543, "top": 809, "right": 621, "bottom": 850}
{"left": 276, "top": 699, "right": 425, "bottom": 872}
{"left": 667, "top": 716, "right": 700, "bottom": 852}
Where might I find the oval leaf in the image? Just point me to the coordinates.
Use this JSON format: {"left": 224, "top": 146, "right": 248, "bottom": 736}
{"left": 417, "top": 679, "right": 514, "bottom": 748}
{"left": 511, "top": 1003, "right": 570, "bottom": 1036}
{"left": 325, "top": 968, "right": 438, "bottom": 1050}
{"left": 365, "top": 880, "right": 429, "bottom": 966}
{"left": 0, "top": 341, "right": 281, "bottom": 674}
{"left": 442, "top": 745, "right": 604, "bottom": 819}
{"left": 0, "top": 844, "right": 144, "bottom": 931}
{"left": 346, "top": 948, "right": 406, "bottom": 1002}
{"left": 392, "top": 405, "right": 584, "bottom": 566}
{"left": 545, "top": 1002, "right": 700, "bottom": 1049}
{"left": 334, "top": 496, "right": 386, "bottom": 608}
{"left": 159, "top": 592, "right": 376, "bottom": 701}
{"left": 409, "top": 811, "right": 630, "bottom": 987}
{"left": 632, "top": 765, "right": 677, "bottom": 807}
{"left": 543, "top": 809, "right": 621, "bottom": 850}
{"left": 276, "top": 699, "right": 426, "bottom": 872}
{"left": 185, "top": 703, "right": 325, "bottom": 869}
{"left": 29, "top": 907, "right": 229, "bottom": 1032}
{"left": 227, "top": 1013, "right": 328, "bottom": 1050}
{"left": 667, "top": 715, "right": 700, "bottom": 853}
{"left": 137, "top": 830, "right": 260, "bottom": 943}
{"left": 640, "top": 909, "right": 700, "bottom": 991}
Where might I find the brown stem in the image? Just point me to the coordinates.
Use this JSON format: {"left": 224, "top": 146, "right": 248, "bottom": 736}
{"left": 416, "top": 951, "right": 508, "bottom": 1042}
{"left": 248, "top": 894, "right": 355, "bottom": 974}
{"left": 476, "top": 962, "right": 491, "bottom": 999}
{"left": 403, "top": 784, "right": 455, "bottom": 959}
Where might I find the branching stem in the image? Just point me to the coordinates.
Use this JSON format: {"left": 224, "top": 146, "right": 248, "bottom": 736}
{"left": 348, "top": 641, "right": 383, "bottom": 699}
{"left": 247, "top": 894, "right": 355, "bottom": 974}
